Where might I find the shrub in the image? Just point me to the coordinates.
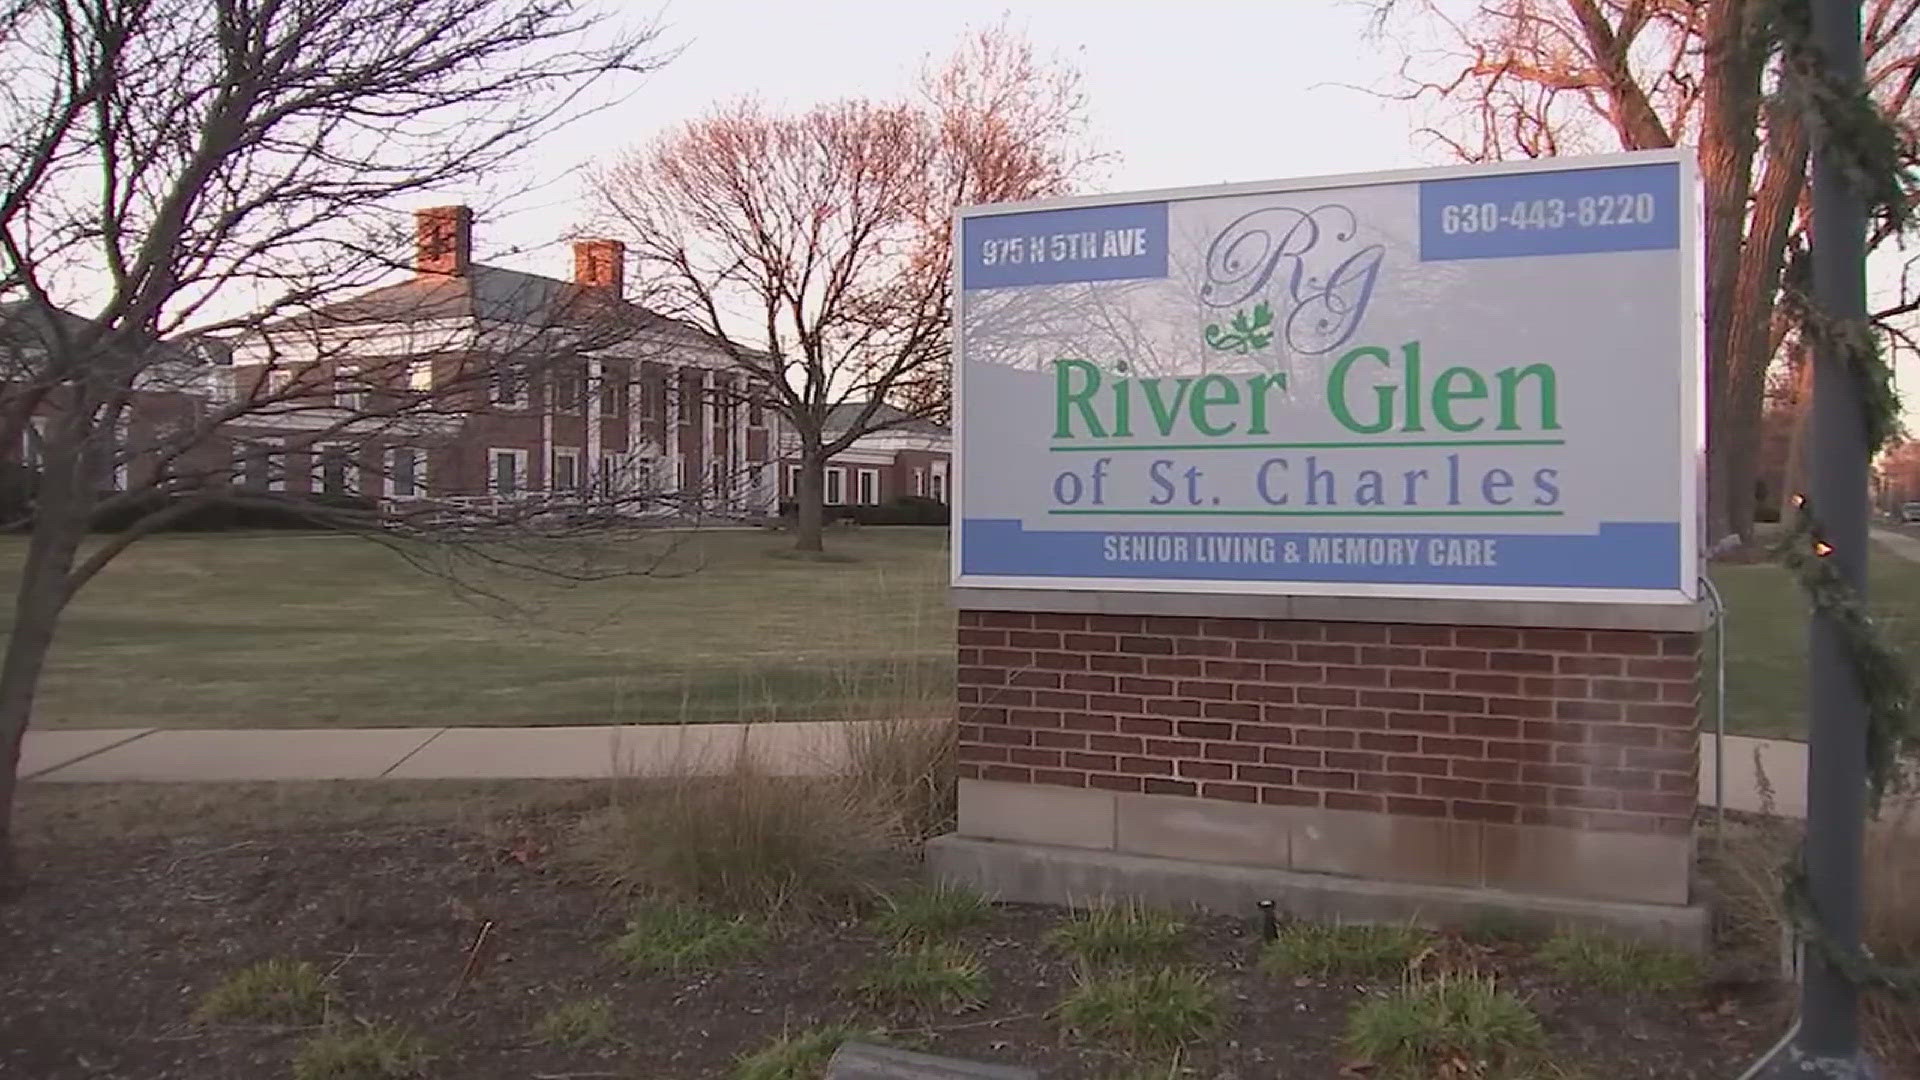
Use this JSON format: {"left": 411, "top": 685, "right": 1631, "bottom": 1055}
{"left": 842, "top": 718, "right": 956, "bottom": 840}
{"left": 607, "top": 902, "right": 769, "bottom": 972}
{"left": 291, "top": 1023, "right": 432, "bottom": 1080}
{"left": 777, "top": 497, "right": 949, "bottom": 527}
{"left": 859, "top": 943, "right": 989, "bottom": 1014}
{"left": 1046, "top": 902, "right": 1188, "bottom": 965}
{"left": 89, "top": 490, "right": 380, "bottom": 533}
{"left": 531, "top": 996, "right": 617, "bottom": 1049}
{"left": 1864, "top": 797, "right": 1920, "bottom": 1069}
{"left": 571, "top": 742, "right": 897, "bottom": 914}
{"left": 1534, "top": 930, "right": 1699, "bottom": 994}
{"left": 195, "top": 958, "right": 329, "bottom": 1025}
{"left": 870, "top": 882, "right": 991, "bottom": 943}
{"left": 732, "top": 1025, "right": 868, "bottom": 1080}
{"left": 1344, "top": 974, "right": 1546, "bottom": 1080}
{"left": 1262, "top": 921, "right": 1433, "bottom": 981}
{"left": 1056, "top": 967, "right": 1221, "bottom": 1052}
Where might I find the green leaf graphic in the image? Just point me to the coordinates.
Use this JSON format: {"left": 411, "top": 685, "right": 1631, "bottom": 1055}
{"left": 1205, "top": 305, "right": 1273, "bottom": 355}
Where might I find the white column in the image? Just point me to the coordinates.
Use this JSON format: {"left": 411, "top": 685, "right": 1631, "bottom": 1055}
{"left": 538, "top": 367, "right": 553, "bottom": 497}
{"left": 695, "top": 367, "right": 713, "bottom": 509}
{"left": 585, "top": 358, "right": 603, "bottom": 499}
{"left": 627, "top": 360, "right": 643, "bottom": 493}
{"left": 664, "top": 363, "right": 682, "bottom": 499}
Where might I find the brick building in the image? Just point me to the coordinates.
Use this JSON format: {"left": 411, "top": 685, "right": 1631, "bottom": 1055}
{"left": 0, "top": 300, "right": 227, "bottom": 497}
{"left": 220, "top": 206, "right": 781, "bottom": 515}
{"left": 778, "top": 403, "right": 951, "bottom": 510}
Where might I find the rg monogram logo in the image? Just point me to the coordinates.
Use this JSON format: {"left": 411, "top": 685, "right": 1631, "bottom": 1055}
{"left": 1200, "top": 204, "right": 1385, "bottom": 357}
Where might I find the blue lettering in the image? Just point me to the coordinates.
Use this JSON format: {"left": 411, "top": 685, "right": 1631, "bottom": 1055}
{"left": 1148, "top": 459, "right": 1177, "bottom": 505}
{"left": 1256, "top": 458, "right": 1291, "bottom": 505}
{"left": 1532, "top": 467, "right": 1561, "bottom": 506}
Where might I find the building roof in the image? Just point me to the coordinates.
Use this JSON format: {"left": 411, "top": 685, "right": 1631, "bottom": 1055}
{"left": 1, "top": 299, "right": 216, "bottom": 369}
{"left": 825, "top": 401, "right": 949, "bottom": 438}
{"left": 0, "top": 298, "right": 91, "bottom": 349}
{"left": 260, "top": 263, "right": 720, "bottom": 352}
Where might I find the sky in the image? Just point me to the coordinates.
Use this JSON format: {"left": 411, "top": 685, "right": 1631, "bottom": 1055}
{"left": 467, "top": 0, "right": 1422, "bottom": 271}
{"left": 456, "top": 0, "right": 1918, "bottom": 414}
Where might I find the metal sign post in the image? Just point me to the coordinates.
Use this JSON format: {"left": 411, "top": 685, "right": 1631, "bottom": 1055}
{"left": 1759, "top": 0, "right": 1876, "bottom": 1075}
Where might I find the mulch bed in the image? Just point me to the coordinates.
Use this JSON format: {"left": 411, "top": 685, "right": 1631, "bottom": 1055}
{"left": 1, "top": 823, "right": 1789, "bottom": 1079}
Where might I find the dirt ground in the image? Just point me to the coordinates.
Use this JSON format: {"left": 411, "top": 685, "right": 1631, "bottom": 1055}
{"left": 0, "top": 785, "right": 1795, "bottom": 1080}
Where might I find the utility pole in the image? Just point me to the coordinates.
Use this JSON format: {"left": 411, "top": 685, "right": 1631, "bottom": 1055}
{"left": 1761, "top": 0, "right": 1875, "bottom": 1075}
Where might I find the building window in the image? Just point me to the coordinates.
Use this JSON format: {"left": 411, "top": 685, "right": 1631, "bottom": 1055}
{"left": 710, "top": 461, "right": 728, "bottom": 504}
{"left": 857, "top": 468, "right": 878, "bottom": 506}
{"left": 825, "top": 466, "right": 845, "bottom": 506}
{"left": 599, "top": 363, "right": 628, "bottom": 418}
{"left": 312, "top": 445, "right": 357, "bottom": 495}
{"left": 931, "top": 467, "right": 947, "bottom": 504}
{"left": 234, "top": 440, "right": 283, "bottom": 491}
{"left": 749, "top": 394, "right": 765, "bottom": 427}
{"left": 388, "top": 447, "right": 422, "bottom": 498}
{"left": 20, "top": 417, "right": 46, "bottom": 467}
{"left": 555, "top": 365, "right": 585, "bottom": 414}
{"left": 110, "top": 420, "right": 129, "bottom": 491}
{"left": 600, "top": 453, "right": 626, "bottom": 496}
{"left": 490, "top": 363, "right": 527, "bottom": 409}
{"left": 747, "top": 464, "right": 764, "bottom": 504}
{"left": 333, "top": 364, "right": 364, "bottom": 410}
{"left": 552, "top": 447, "right": 580, "bottom": 492}
{"left": 408, "top": 361, "right": 434, "bottom": 392}
{"left": 489, "top": 448, "right": 528, "bottom": 495}
{"left": 913, "top": 468, "right": 926, "bottom": 497}
{"left": 265, "top": 369, "right": 293, "bottom": 399}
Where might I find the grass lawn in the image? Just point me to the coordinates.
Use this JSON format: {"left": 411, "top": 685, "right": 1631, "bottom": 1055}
{"left": 2, "top": 527, "right": 952, "bottom": 729}
{"left": 1707, "top": 537, "right": 1920, "bottom": 741}
{"left": 9, "top": 519, "right": 1918, "bottom": 736}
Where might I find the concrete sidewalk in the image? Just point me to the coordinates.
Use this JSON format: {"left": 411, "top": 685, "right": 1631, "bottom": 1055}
{"left": 1872, "top": 526, "right": 1920, "bottom": 562}
{"left": 23, "top": 721, "right": 1899, "bottom": 825}
{"left": 21, "top": 720, "right": 878, "bottom": 784}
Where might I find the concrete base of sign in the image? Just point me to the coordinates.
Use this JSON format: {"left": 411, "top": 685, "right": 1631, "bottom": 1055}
{"left": 950, "top": 587, "right": 1710, "bottom": 633}
{"left": 927, "top": 834, "right": 1710, "bottom": 953}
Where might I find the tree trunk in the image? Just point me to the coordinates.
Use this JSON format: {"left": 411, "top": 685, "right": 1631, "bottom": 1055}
{"left": 1783, "top": 345, "right": 1814, "bottom": 503}
{"left": 0, "top": 451, "right": 86, "bottom": 888}
{"left": 1698, "top": 0, "right": 1769, "bottom": 547}
{"left": 794, "top": 452, "right": 826, "bottom": 554}
{"left": 1722, "top": 104, "right": 1809, "bottom": 543}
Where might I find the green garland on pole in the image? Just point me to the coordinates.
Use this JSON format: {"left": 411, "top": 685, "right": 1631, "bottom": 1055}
{"left": 1766, "top": 0, "right": 1920, "bottom": 1003}
{"left": 1770, "top": 499, "right": 1915, "bottom": 808}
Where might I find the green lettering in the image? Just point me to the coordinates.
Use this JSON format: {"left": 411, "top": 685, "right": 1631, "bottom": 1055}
{"left": 1245, "top": 373, "right": 1287, "bottom": 435}
{"left": 1189, "top": 375, "right": 1240, "bottom": 436}
{"left": 1496, "top": 364, "right": 1560, "bottom": 431}
{"left": 1432, "top": 366, "right": 1488, "bottom": 433}
{"left": 1400, "top": 341, "right": 1424, "bottom": 433}
{"left": 1141, "top": 377, "right": 1195, "bottom": 436}
{"left": 1054, "top": 359, "right": 1104, "bottom": 439}
{"left": 1328, "top": 346, "right": 1394, "bottom": 435}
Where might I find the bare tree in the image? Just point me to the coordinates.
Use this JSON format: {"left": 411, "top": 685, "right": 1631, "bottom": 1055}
{"left": 1377, "top": 0, "right": 1920, "bottom": 546}
{"left": 592, "top": 24, "right": 1105, "bottom": 553}
{"left": 0, "top": 0, "right": 668, "bottom": 884}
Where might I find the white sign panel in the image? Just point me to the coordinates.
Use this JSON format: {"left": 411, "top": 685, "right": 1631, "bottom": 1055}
{"left": 953, "top": 151, "right": 1700, "bottom": 604}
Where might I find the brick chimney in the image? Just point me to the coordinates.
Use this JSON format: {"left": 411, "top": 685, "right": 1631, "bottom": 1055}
{"left": 572, "top": 238, "right": 625, "bottom": 297}
{"left": 415, "top": 206, "right": 473, "bottom": 276}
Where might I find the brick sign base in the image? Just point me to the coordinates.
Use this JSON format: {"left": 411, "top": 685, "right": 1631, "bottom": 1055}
{"left": 951, "top": 609, "right": 1700, "bottom": 908}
